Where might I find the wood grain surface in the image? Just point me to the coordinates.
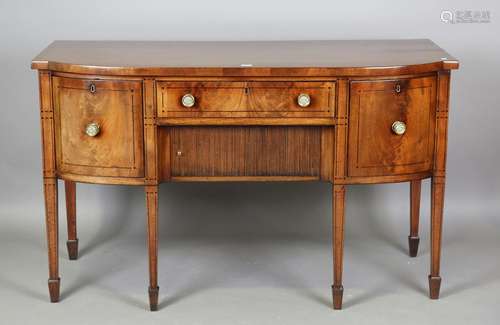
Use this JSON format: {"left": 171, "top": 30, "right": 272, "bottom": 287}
{"left": 168, "top": 126, "right": 321, "bottom": 177}
{"left": 53, "top": 77, "right": 144, "bottom": 178}
{"left": 157, "top": 81, "right": 334, "bottom": 118}
{"left": 31, "top": 40, "right": 458, "bottom": 76}
{"left": 348, "top": 76, "right": 436, "bottom": 177}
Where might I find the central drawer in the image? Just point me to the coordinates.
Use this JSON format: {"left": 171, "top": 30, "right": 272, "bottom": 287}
{"left": 156, "top": 81, "right": 335, "bottom": 118}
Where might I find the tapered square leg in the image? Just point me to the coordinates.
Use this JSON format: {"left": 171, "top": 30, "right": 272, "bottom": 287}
{"left": 428, "top": 71, "right": 451, "bottom": 300}
{"left": 332, "top": 185, "right": 346, "bottom": 310}
{"left": 409, "top": 180, "right": 421, "bottom": 257}
{"left": 65, "top": 181, "right": 78, "bottom": 260}
{"left": 429, "top": 176, "right": 445, "bottom": 299}
{"left": 145, "top": 185, "right": 159, "bottom": 311}
{"left": 44, "top": 178, "right": 60, "bottom": 303}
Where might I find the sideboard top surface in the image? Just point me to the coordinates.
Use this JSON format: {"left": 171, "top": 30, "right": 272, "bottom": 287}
{"left": 31, "top": 39, "right": 458, "bottom": 76}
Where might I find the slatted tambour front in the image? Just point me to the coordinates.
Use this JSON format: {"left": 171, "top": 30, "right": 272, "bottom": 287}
{"left": 170, "top": 126, "right": 321, "bottom": 178}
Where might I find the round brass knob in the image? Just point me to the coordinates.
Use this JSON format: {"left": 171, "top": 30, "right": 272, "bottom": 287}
{"left": 85, "top": 122, "right": 100, "bottom": 137}
{"left": 181, "top": 94, "right": 196, "bottom": 108}
{"left": 391, "top": 121, "right": 406, "bottom": 135}
{"left": 297, "top": 93, "right": 311, "bottom": 108}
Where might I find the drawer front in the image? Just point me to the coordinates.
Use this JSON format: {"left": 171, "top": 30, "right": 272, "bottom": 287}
{"left": 170, "top": 126, "right": 321, "bottom": 177}
{"left": 348, "top": 76, "right": 436, "bottom": 177}
{"left": 157, "top": 81, "right": 335, "bottom": 118}
{"left": 53, "top": 77, "right": 144, "bottom": 178}
{"left": 247, "top": 82, "right": 333, "bottom": 113}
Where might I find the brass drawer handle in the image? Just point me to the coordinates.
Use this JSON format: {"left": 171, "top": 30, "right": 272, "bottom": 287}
{"left": 181, "top": 94, "right": 196, "bottom": 108}
{"left": 85, "top": 122, "right": 100, "bottom": 137}
{"left": 391, "top": 121, "right": 406, "bottom": 135}
{"left": 297, "top": 93, "right": 311, "bottom": 107}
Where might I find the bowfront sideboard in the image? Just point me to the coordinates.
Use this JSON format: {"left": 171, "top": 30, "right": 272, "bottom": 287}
{"left": 31, "top": 40, "right": 458, "bottom": 311}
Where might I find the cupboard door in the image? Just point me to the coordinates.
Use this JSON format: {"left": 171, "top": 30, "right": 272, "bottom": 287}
{"left": 348, "top": 76, "right": 436, "bottom": 177}
{"left": 53, "top": 77, "right": 144, "bottom": 178}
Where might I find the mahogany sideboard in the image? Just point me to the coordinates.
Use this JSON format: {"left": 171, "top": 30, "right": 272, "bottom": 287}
{"left": 31, "top": 40, "right": 459, "bottom": 311}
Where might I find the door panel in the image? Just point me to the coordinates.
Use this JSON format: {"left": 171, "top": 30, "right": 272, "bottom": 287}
{"left": 53, "top": 77, "right": 144, "bottom": 178}
{"left": 348, "top": 76, "right": 436, "bottom": 177}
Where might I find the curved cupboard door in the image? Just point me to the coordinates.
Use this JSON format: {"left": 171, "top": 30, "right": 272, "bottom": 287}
{"left": 53, "top": 77, "right": 144, "bottom": 178}
{"left": 348, "top": 76, "right": 436, "bottom": 177}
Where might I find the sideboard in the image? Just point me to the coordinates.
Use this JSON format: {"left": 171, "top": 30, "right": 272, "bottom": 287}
{"left": 31, "top": 40, "right": 459, "bottom": 311}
